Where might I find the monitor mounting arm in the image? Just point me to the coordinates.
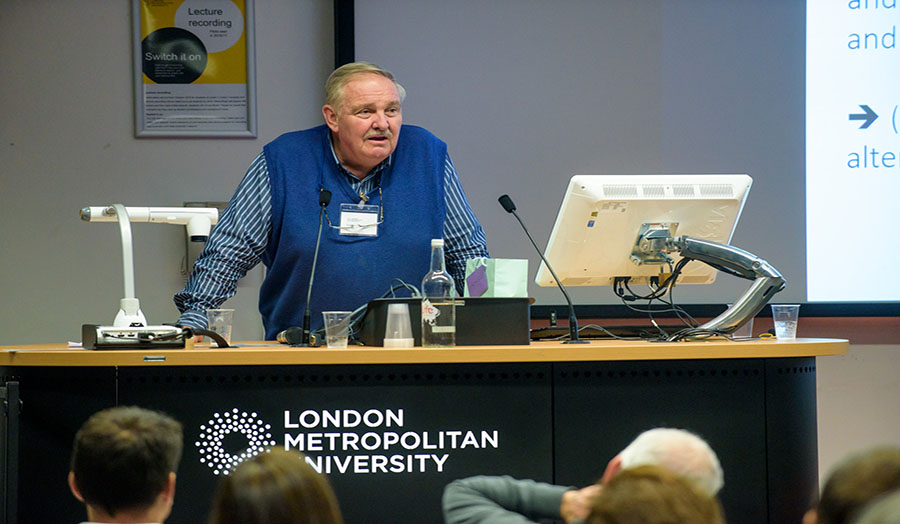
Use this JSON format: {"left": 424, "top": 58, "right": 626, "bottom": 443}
{"left": 673, "top": 236, "right": 785, "bottom": 334}
{"left": 634, "top": 224, "right": 785, "bottom": 334}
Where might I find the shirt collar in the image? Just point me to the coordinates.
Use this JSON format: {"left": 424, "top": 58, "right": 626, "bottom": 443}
{"left": 327, "top": 132, "right": 392, "bottom": 184}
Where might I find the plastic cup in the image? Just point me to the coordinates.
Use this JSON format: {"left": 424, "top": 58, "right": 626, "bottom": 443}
{"left": 383, "top": 303, "right": 414, "bottom": 348}
{"left": 771, "top": 304, "right": 800, "bottom": 340}
{"left": 206, "top": 309, "right": 234, "bottom": 345}
{"left": 322, "top": 311, "right": 351, "bottom": 348}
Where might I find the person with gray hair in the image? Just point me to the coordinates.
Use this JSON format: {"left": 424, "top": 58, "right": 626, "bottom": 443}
{"left": 442, "top": 427, "right": 723, "bottom": 524}
{"left": 176, "top": 61, "right": 489, "bottom": 341}
{"left": 323, "top": 61, "right": 407, "bottom": 111}
{"left": 601, "top": 427, "right": 724, "bottom": 496}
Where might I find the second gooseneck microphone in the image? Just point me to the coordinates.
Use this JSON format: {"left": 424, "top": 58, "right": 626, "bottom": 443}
{"left": 498, "top": 194, "right": 587, "bottom": 344}
{"left": 298, "top": 189, "right": 333, "bottom": 346}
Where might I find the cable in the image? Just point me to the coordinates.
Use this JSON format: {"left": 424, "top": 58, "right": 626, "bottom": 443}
{"left": 614, "top": 259, "right": 689, "bottom": 303}
{"left": 388, "top": 279, "right": 420, "bottom": 298}
{"left": 655, "top": 281, "right": 699, "bottom": 329}
{"left": 579, "top": 323, "right": 649, "bottom": 341}
{"left": 310, "top": 282, "right": 425, "bottom": 346}
{"left": 665, "top": 327, "right": 731, "bottom": 342}
{"left": 644, "top": 300, "right": 669, "bottom": 339}
{"left": 611, "top": 261, "right": 712, "bottom": 340}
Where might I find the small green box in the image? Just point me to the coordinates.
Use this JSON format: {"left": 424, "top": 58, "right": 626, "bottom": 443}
{"left": 464, "top": 258, "right": 529, "bottom": 298}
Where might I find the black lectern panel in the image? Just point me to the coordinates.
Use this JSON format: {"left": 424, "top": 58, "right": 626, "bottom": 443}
{"left": 118, "top": 363, "right": 552, "bottom": 524}
{"left": 765, "top": 357, "right": 818, "bottom": 524}
{"left": 0, "top": 366, "right": 116, "bottom": 524}
{"left": 553, "top": 359, "right": 769, "bottom": 524}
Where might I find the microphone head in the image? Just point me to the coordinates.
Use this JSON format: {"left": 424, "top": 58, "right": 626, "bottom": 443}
{"left": 498, "top": 194, "right": 517, "bottom": 213}
{"left": 319, "top": 190, "right": 332, "bottom": 207}
{"left": 278, "top": 326, "right": 304, "bottom": 345}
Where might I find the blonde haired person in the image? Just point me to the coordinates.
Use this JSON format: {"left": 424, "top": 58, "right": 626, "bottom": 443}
{"left": 208, "top": 449, "right": 343, "bottom": 524}
{"left": 586, "top": 465, "right": 725, "bottom": 524}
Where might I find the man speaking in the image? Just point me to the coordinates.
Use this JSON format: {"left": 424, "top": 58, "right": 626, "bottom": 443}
{"left": 175, "top": 62, "right": 488, "bottom": 339}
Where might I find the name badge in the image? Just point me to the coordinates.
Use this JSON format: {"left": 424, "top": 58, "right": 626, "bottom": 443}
{"left": 339, "top": 203, "right": 380, "bottom": 237}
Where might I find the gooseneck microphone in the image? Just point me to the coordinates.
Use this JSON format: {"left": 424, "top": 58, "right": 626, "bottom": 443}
{"left": 498, "top": 194, "right": 587, "bottom": 344}
{"left": 294, "top": 189, "right": 332, "bottom": 346}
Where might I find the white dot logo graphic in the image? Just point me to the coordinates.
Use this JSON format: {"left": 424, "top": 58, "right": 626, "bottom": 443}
{"left": 196, "top": 409, "right": 276, "bottom": 475}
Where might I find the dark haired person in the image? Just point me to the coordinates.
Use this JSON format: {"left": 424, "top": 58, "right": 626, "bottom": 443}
{"left": 68, "top": 406, "right": 183, "bottom": 524}
{"left": 208, "top": 448, "right": 343, "bottom": 524}
{"left": 804, "top": 446, "right": 900, "bottom": 524}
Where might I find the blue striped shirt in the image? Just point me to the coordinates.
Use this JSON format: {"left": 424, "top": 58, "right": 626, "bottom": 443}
{"left": 175, "top": 139, "right": 489, "bottom": 329}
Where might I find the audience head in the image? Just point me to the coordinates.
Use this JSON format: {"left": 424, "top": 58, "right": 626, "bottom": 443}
{"left": 810, "top": 446, "right": 900, "bottom": 524}
{"left": 851, "top": 490, "right": 900, "bottom": 524}
{"left": 586, "top": 465, "right": 725, "bottom": 524}
{"left": 208, "top": 448, "right": 343, "bottom": 524}
{"left": 68, "top": 406, "right": 183, "bottom": 522}
{"left": 602, "top": 427, "right": 724, "bottom": 496}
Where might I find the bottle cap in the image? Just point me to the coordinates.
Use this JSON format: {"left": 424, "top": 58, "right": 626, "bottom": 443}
{"left": 431, "top": 238, "right": 444, "bottom": 248}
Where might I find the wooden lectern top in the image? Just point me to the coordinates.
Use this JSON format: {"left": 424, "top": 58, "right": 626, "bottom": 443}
{"left": 0, "top": 338, "right": 848, "bottom": 367}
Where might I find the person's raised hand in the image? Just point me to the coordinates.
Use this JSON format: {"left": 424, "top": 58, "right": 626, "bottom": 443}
{"left": 560, "top": 484, "right": 602, "bottom": 523}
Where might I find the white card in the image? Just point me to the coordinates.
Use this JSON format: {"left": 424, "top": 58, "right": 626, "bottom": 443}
{"left": 339, "top": 203, "right": 380, "bottom": 237}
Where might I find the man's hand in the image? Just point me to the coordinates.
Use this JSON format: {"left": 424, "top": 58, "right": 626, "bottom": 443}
{"left": 560, "top": 484, "right": 602, "bottom": 523}
{"left": 180, "top": 326, "right": 204, "bottom": 345}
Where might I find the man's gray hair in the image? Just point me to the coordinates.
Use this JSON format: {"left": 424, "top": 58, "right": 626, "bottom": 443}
{"left": 324, "top": 61, "right": 406, "bottom": 113}
{"left": 618, "top": 428, "right": 724, "bottom": 495}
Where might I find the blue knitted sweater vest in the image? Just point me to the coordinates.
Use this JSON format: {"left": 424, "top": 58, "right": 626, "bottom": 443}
{"left": 260, "top": 124, "right": 446, "bottom": 339}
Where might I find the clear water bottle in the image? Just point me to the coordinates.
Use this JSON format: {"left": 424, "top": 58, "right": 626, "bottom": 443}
{"left": 421, "top": 238, "right": 456, "bottom": 347}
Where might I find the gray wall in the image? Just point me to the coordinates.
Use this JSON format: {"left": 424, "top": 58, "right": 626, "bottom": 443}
{"left": 816, "top": 344, "right": 900, "bottom": 485}
{"left": 355, "top": 0, "right": 806, "bottom": 307}
{"left": 1, "top": 0, "right": 332, "bottom": 343}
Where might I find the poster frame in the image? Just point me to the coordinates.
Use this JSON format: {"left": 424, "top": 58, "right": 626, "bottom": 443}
{"left": 131, "top": 0, "right": 257, "bottom": 138}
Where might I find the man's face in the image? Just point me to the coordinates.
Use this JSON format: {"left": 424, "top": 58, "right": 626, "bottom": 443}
{"left": 323, "top": 73, "right": 402, "bottom": 178}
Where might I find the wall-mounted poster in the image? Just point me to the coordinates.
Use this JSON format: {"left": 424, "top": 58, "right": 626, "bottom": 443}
{"left": 132, "top": 0, "right": 256, "bottom": 137}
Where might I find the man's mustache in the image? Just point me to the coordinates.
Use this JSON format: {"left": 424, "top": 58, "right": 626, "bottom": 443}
{"left": 364, "top": 129, "right": 393, "bottom": 139}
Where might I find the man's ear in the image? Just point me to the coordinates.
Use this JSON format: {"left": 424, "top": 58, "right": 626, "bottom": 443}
{"left": 164, "top": 471, "right": 177, "bottom": 499}
{"left": 802, "top": 509, "right": 819, "bottom": 524}
{"left": 68, "top": 471, "right": 85, "bottom": 502}
{"left": 601, "top": 454, "right": 623, "bottom": 485}
{"left": 322, "top": 105, "right": 339, "bottom": 132}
